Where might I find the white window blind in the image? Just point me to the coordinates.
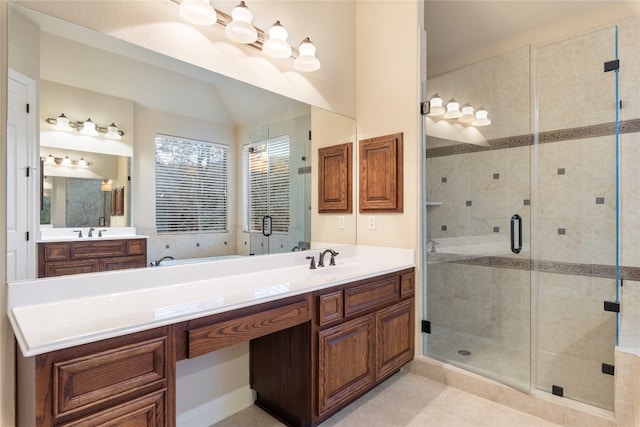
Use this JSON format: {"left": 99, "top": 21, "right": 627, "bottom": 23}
{"left": 242, "top": 136, "right": 290, "bottom": 234}
{"left": 155, "top": 134, "right": 228, "bottom": 233}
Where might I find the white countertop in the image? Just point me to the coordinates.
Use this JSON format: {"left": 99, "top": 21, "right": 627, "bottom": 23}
{"left": 37, "top": 227, "right": 146, "bottom": 243}
{"left": 8, "top": 245, "right": 414, "bottom": 357}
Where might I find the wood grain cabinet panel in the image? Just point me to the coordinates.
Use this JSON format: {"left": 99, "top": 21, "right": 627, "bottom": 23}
{"left": 344, "top": 277, "right": 400, "bottom": 317}
{"left": 38, "top": 239, "right": 147, "bottom": 277}
{"left": 318, "top": 314, "right": 375, "bottom": 416}
{"left": 318, "top": 291, "right": 344, "bottom": 325}
{"left": 359, "top": 133, "right": 403, "bottom": 212}
{"left": 318, "top": 143, "right": 352, "bottom": 213}
{"left": 376, "top": 298, "right": 415, "bottom": 381}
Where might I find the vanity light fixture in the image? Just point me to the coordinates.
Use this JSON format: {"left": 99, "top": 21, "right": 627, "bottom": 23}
{"left": 81, "top": 118, "right": 99, "bottom": 136}
{"left": 173, "top": 0, "right": 320, "bottom": 72}
{"left": 294, "top": 38, "right": 320, "bottom": 72}
{"left": 427, "top": 94, "right": 445, "bottom": 116}
{"left": 262, "top": 21, "right": 292, "bottom": 59}
{"left": 472, "top": 107, "right": 491, "bottom": 126}
{"left": 225, "top": 1, "right": 258, "bottom": 44}
{"left": 444, "top": 99, "right": 462, "bottom": 119}
{"left": 459, "top": 103, "right": 475, "bottom": 123}
{"left": 52, "top": 113, "right": 73, "bottom": 131}
{"left": 45, "top": 114, "right": 126, "bottom": 138}
{"left": 179, "top": 0, "right": 217, "bottom": 25}
{"left": 42, "top": 155, "right": 91, "bottom": 167}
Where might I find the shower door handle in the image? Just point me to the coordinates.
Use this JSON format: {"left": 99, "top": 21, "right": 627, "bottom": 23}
{"left": 510, "top": 214, "right": 522, "bottom": 254}
{"left": 262, "top": 215, "right": 273, "bottom": 237}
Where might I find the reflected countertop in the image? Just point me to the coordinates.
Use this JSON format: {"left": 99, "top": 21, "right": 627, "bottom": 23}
{"left": 8, "top": 245, "right": 414, "bottom": 357}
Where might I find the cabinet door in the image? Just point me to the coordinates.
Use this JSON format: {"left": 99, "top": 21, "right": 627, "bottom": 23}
{"left": 318, "top": 314, "right": 375, "bottom": 416}
{"left": 60, "top": 390, "right": 165, "bottom": 427}
{"left": 376, "top": 299, "right": 414, "bottom": 381}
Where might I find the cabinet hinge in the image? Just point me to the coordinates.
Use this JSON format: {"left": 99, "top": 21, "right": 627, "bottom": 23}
{"left": 604, "top": 59, "right": 620, "bottom": 72}
{"left": 421, "top": 320, "right": 431, "bottom": 334}
{"left": 602, "top": 363, "right": 615, "bottom": 376}
{"left": 603, "top": 301, "right": 620, "bottom": 313}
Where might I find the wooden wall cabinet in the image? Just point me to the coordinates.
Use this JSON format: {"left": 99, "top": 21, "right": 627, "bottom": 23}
{"left": 318, "top": 143, "right": 352, "bottom": 213}
{"left": 359, "top": 133, "right": 403, "bottom": 213}
{"left": 38, "top": 238, "right": 147, "bottom": 278}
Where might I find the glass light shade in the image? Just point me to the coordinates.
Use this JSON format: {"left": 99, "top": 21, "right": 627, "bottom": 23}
{"left": 427, "top": 94, "right": 445, "bottom": 116}
{"left": 459, "top": 103, "right": 475, "bottom": 123}
{"left": 444, "top": 99, "right": 462, "bottom": 119}
{"left": 45, "top": 154, "right": 55, "bottom": 165}
{"left": 101, "top": 179, "right": 112, "bottom": 192}
{"left": 106, "top": 123, "right": 122, "bottom": 140}
{"left": 262, "top": 21, "right": 292, "bottom": 59}
{"left": 225, "top": 2, "right": 257, "bottom": 44}
{"left": 473, "top": 108, "right": 491, "bottom": 126}
{"left": 53, "top": 113, "right": 73, "bottom": 131}
{"left": 78, "top": 158, "right": 89, "bottom": 167}
{"left": 81, "top": 118, "right": 99, "bottom": 136}
{"left": 61, "top": 156, "right": 72, "bottom": 166}
{"left": 294, "top": 38, "right": 320, "bottom": 72}
{"left": 179, "top": 0, "right": 217, "bottom": 26}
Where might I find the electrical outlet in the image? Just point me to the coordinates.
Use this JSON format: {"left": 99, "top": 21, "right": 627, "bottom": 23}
{"left": 338, "top": 215, "right": 345, "bottom": 229}
{"left": 368, "top": 216, "right": 376, "bottom": 230}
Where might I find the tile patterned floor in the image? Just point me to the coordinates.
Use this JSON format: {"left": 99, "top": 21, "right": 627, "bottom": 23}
{"left": 211, "top": 371, "right": 563, "bottom": 427}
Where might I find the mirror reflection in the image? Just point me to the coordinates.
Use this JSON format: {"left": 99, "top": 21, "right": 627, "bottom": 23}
{"left": 8, "top": 3, "right": 356, "bottom": 272}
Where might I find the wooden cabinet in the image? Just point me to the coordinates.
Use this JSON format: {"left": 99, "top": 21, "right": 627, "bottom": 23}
{"left": 38, "top": 238, "right": 147, "bottom": 277}
{"left": 251, "top": 268, "right": 415, "bottom": 427}
{"left": 358, "top": 133, "right": 403, "bottom": 213}
{"left": 318, "top": 143, "right": 352, "bottom": 213}
{"left": 17, "top": 327, "right": 174, "bottom": 427}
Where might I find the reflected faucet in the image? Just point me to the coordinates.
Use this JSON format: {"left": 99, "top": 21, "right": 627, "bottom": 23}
{"left": 427, "top": 239, "right": 439, "bottom": 253}
{"left": 151, "top": 256, "right": 175, "bottom": 266}
{"left": 318, "top": 249, "right": 339, "bottom": 267}
{"left": 88, "top": 227, "right": 95, "bottom": 238}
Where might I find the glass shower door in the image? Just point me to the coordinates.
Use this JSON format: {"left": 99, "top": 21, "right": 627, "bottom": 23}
{"left": 245, "top": 116, "right": 311, "bottom": 255}
{"left": 533, "top": 26, "right": 619, "bottom": 410}
{"left": 424, "top": 45, "right": 532, "bottom": 390}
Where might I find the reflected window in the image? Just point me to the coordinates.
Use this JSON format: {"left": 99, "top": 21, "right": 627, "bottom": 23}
{"left": 155, "top": 134, "right": 229, "bottom": 233}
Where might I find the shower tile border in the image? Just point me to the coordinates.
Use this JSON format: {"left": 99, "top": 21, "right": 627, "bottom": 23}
{"left": 429, "top": 253, "right": 640, "bottom": 281}
{"left": 426, "top": 118, "right": 640, "bottom": 158}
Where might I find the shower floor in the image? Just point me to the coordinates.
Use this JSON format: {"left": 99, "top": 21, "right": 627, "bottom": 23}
{"left": 425, "top": 326, "right": 613, "bottom": 410}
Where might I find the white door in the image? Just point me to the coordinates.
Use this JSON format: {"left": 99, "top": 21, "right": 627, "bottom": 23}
{"left": 7, "top": 70, "right": 37, "bottom": 281}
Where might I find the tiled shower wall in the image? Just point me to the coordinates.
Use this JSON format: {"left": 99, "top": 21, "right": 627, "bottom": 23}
{"left": 425, "top": 16, "right": 640, "bottom": 411}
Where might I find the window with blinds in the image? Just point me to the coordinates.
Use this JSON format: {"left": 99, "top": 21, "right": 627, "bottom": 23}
{"left": 155, "top": 134, "right": 228, "bottom": 234}
{"left": 242, "top": 136, "right": 290, "bottom": 234}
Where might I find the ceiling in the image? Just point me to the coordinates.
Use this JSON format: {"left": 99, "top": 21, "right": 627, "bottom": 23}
{"left": 424, "top": 1, "right": 629, "bottom": 76}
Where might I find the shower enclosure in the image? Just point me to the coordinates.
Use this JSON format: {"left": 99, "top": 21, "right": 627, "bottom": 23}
{"left": 244, "top": 116, "right": 311, "bottom": 255}
{"left": 423, "top": 27, "right": 620, "bottom": 409}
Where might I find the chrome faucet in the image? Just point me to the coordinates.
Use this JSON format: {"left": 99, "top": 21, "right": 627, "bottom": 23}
{"left": 427, "top": 239, "right": 439, "bottom": 253}
{"left": 318, "top": 249, "right": 339, "bottom": 267}
{"left": 88, "top": 227, "right": 95, "bottom": 238}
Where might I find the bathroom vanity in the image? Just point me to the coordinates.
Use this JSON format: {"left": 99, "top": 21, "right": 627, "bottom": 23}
{"left": 10, "top": 246, "right": 414, "bottom": 427}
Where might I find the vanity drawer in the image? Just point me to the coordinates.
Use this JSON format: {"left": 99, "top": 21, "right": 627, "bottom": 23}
{"left": 344, "top": 276, "right": 400, "bottom": 317}
{"left": 40, "top": 242, "right": 71, "bottom": 261}
{"left": 53, "top": 336, "right": 167, "bottom": 418}
{"left": 69, "top": 240, "right": 128, "bottom": 259}
{"left": 101, "top": 255, "right": 147, "bottom": 271}
{"left": 318, "top": 291, "right": 344, "bottom": 325}
{"left": 127, "top": 239, "right": 146, "bottom": 255}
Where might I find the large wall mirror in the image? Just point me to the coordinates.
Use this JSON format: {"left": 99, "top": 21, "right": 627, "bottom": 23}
{"left": 8, "top": 2, "right": 357, "bottom": 265}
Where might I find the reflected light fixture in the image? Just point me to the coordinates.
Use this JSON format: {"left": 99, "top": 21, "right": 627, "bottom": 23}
{"left": 294, "top": 38, "right": 320, "bottom": 72}
{"left": 45, "top": 154, "right": 55, "bottom": 165}
{"left": 52, "top": 113, "right": 73, "bottom": 131}
{"left": 473, "top": 107, "right": 491, "bottom": 126}
{"left": 61, "top": 156, "right": 72, "bottom": 166}
{"left": 444, "top": 99, "right": 462, "bottom": 119}
{"left": 77, "top": 158, "right": 89, "bottom": 167}
{"left": 459, "top": 103, "right": 475, "bottom": 123}
{"left": 427, "top": 94, "right": 445, "bottom": 116}
{"left": 225, "top": 1, "right": 258, "bottom": 44}
{"left": 179, "top": 0, "right": 217, "bottom": 25}
{"left": 80, "top": 118, "right": 99, "bottom": 136}
{"left": 262, "top": 21, "right": 292, "bottom": 59}
{"left": 106, "top": 123, "right": 122, "bottom": 140}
